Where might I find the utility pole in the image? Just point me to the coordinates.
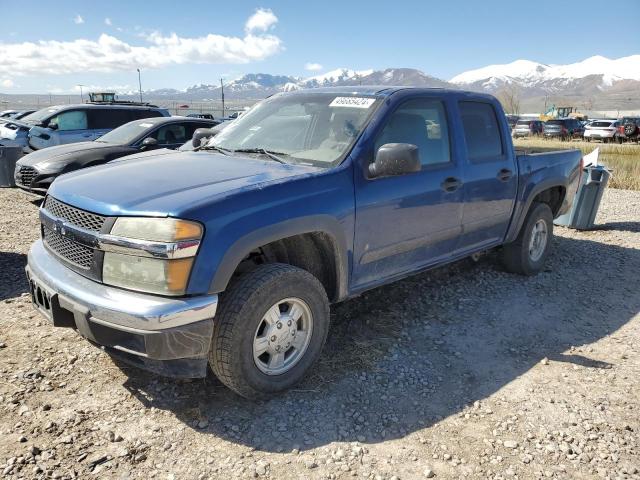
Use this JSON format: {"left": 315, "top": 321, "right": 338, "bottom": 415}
{"left": 137, "top": 68, "right": 143, "bottom": 103}
{"left": 220, "top": 78, "right": 225, "bottom": 117}
{"left": 77, "top": 84, "right": 85, "bottom": 103}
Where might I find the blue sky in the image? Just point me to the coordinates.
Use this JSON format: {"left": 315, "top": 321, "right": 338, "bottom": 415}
{"left": 1, "top": 0, "right": 638, "bottom": 93}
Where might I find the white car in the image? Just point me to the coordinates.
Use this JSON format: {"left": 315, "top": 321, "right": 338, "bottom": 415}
{"left": 583, "top": 120, "right": 620, "bottom": 143}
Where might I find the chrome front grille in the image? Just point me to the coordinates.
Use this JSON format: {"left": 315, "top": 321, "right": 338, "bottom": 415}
{"left": 44, "top": 196, "right": 106, "bottom": 233}
{"left": 17, "top": 166, "right": 36, "bottom": 186}
{"left": 42, "top": 226, "right": 94, "bottom": 269}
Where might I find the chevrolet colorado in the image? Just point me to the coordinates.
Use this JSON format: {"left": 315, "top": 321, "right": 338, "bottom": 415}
{"left": 25, "top": 87, "right": 583, "bottom": 398}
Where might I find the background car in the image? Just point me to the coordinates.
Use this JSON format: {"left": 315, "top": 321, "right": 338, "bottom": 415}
{"left": 543, "top": 118, "right": 584, "bottom": 140}
{"left": 617, "top": 117, "right": 640, "bottom": 143}
{"left": 512, "top": 119, "right": 544, "bottom": 138}
{"left": 583, "top": 120, "right": 620, "bottom": 143}
{"left": 0, "top": 110, "right": 19, "bottom": 118}
{"left": 0, "top": 102, "right": 170, "bottom": 151}
{"left": 505, "top": 115, "right": 519, "bottom": 129}
{"left": 14, "top": 116, "right": 217, "bottom": 194}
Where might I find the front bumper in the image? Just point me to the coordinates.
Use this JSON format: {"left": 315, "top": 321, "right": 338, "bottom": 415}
{"left": 14, "top": 166, "right": 56, "bottom": 195}
{"left": 26, "top": 239, "right": 218, "bottom": 377}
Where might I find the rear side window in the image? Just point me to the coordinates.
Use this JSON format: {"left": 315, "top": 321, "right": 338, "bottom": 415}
{"left": 459, "top": 102, "right": 503, "bottom": 161}
{"left": 374, "top": 98, "right": 451, "bottom": 166}
{"left": 88, "top": 109, "right": 133, "bottom": 129}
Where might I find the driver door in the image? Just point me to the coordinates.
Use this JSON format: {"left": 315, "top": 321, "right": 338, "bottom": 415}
{"left": 352, "top": 97, "right": 464, "bottom": 289}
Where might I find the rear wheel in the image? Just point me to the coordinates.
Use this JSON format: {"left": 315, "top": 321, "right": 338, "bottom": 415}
{"left": 502, "top": 203, "right": 553, "bottom": 276}
{"left": 209, "top": 263, "right": 330, "bottom": 399}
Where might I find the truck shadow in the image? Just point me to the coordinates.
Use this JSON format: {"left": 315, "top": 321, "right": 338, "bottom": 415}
{"left": 121, "top": 232, "right": 639, "bottom": 452}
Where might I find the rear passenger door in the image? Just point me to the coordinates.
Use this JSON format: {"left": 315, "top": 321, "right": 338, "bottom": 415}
{"left": 457, "top": 101, "right": 517, "bottom": 252}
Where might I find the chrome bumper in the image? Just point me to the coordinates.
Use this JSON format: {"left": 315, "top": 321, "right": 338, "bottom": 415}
{"left": 26, "top": 239, "right": 218, "bottom": 377}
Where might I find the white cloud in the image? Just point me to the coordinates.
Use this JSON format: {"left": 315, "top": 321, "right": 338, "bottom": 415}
{"left": 0, "top": 12, "right": 282, "bottom": 76}
{"left": 74, "top": 15, "right": 84, "bottom": 25}
{"left": 305, "top": 62, "right": 323, "bottom": 71}
{"left": 1, "top": 78, "right": 14, "bottom": 88}
{"left": 104, "top": 18, "right": 112, "bottom": 26}
{"left": 245, "top": 8, "right": 278, "bottom": 33}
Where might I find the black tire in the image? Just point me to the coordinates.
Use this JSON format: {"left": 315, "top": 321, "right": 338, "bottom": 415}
{"left": 623, "top": 123, "right": 637, "bottom": 137}
{"left": 209, "top": 263, "right": 330, "bottom": 399}
{"left": 502, "top": 203, "right": 553, "bottom": 276}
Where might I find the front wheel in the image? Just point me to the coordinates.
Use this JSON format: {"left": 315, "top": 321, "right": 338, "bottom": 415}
{"left": 209, "top": 263, "right": 330, "bottom": 399}
{"left": 502, "top": 203, "right": 553, "bottom": 276}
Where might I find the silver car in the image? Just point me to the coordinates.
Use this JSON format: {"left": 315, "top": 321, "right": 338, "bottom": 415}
{"left": 0, "top": 103, "right": 170, "bottom": 151}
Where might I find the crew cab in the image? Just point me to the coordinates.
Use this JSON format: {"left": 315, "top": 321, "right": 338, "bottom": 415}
{"left": 25, "top": 87, "right": 582, "bottom": 399}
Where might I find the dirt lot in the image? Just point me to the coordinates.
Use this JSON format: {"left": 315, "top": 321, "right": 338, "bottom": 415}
{"left": 0, "top": 187, "right": 638, "bottom": 480}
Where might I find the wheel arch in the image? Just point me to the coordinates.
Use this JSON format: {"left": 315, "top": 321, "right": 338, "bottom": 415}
{"left": 209, "top": 215, "right": 349, "bottom": 303}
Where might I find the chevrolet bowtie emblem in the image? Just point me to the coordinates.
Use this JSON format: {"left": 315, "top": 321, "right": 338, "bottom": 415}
{"left": 53, "top": 219, "right": 65, "bottom": 236}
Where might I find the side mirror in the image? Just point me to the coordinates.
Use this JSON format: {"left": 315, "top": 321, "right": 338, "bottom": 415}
{"left": 191, "top": 128, "right": 216, "bottom": 148}
{"left": 48, "top": 122, "right": 58, "bottom": 131}
{"left": 141, "top": 137, "right": 158, "bottom": 149}
{"left": 369, "top": 143, "right": 421, "bottom": 178}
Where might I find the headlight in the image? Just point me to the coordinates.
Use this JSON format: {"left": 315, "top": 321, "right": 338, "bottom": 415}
{"left": 103, "top": 253, "right": 194, "bottom": 296}
{"left": 102, "top": 217, "right": 203, "bottom": 296}
{"left": 110, "top": 217, "right": 202, "bottom": 242}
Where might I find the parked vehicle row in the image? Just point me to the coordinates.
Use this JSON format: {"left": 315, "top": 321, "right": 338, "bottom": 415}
{"left": 510, "top": 115, "right": 640, "bottom": 143}
{"left": 21, "top": 86, "right": 583, "bottom": 399}
{"left": 14, "top": 116, "right": 219, "bottom": 194}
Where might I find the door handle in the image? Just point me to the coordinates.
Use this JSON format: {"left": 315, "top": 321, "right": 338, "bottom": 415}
{"left": 441, "top": 177, "right": 462, "bottom": 192}
{"left": 497, "top": 168, "right": 513, "bottom": 181}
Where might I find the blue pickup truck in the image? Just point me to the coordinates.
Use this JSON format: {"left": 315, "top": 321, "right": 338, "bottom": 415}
{"left": 25, "top": 87, "right": 582, "bottom": 398}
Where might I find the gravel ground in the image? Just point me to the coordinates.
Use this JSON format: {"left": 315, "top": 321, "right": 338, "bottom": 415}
{"left": 0, "top": 187, "right": 638, "bottom": 480}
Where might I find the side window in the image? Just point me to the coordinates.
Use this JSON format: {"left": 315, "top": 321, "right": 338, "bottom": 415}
{"left": 459, "top": 101, "right": 503, "bottom": 162}
{"left": 150, "top": 124, "right": 188, "bottom": 145}
{"left": 374, "top": 98, "right": 451, "bottom": 166}
{"left": 50, "top": 110, "right": 88, "bottom": 131}
{"left": 88, "top": 109, "right": 133, "bottom": 129}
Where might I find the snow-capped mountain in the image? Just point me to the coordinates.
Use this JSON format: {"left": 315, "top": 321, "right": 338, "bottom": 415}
{"left": 450, "top": 55, "right": 640, "bottom": 93}
{"left": 121, "top": 56, "right": 639, "bottom": 110}
{"left": 135, "top": 68, "right": 452, "bottom": 100}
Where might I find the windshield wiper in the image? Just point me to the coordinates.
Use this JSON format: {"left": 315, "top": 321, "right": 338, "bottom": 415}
{"left": 232, "top": 148, "right": 289, "bottom": 164}
{"left": 196, "top": 144, "right": 232, "bottom": 155}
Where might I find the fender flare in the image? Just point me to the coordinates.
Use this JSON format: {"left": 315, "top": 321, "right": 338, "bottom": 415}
{"left": 505, "top": 178, "right": 567, "bottom": 243}
{"left": 209, "top": 215, "right": 350, "bottom": 301}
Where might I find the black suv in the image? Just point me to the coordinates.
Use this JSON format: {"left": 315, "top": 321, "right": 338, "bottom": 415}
{"left": 617, "top": 117, "right": 640, "bottom": 143}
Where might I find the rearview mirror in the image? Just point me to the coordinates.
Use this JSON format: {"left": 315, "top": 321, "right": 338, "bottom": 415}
{"left": 369, "top": 143, "right": 421, "bottom": 178}
{"left": 191, "top": 128, "right": 216, "bottom": 148}
{"left": 141, "top": 137, "right": 158, "bottom": 149}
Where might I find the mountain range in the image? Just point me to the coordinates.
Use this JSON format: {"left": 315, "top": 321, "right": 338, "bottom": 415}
{"left": 121, "top": 55, "right": 639, "bottom": 111}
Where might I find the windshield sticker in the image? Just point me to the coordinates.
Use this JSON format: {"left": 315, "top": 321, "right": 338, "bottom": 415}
{"left": 329, "top": 97, "right": 376, "bottom": 109}
{"left": 138, "top": 123, "right": 153, "bottom": 128}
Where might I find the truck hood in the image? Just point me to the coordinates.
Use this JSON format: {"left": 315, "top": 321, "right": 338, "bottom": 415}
{"left": 48, "top": 150, "right": 320, "bottom": 217}
{"left": 17, "top": 142, "right": 131, "bottom": 167}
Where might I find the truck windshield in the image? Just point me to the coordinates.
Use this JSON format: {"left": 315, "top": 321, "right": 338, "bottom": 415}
{"left": 206, "top": 93, "right": 381, "bottom": 167}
